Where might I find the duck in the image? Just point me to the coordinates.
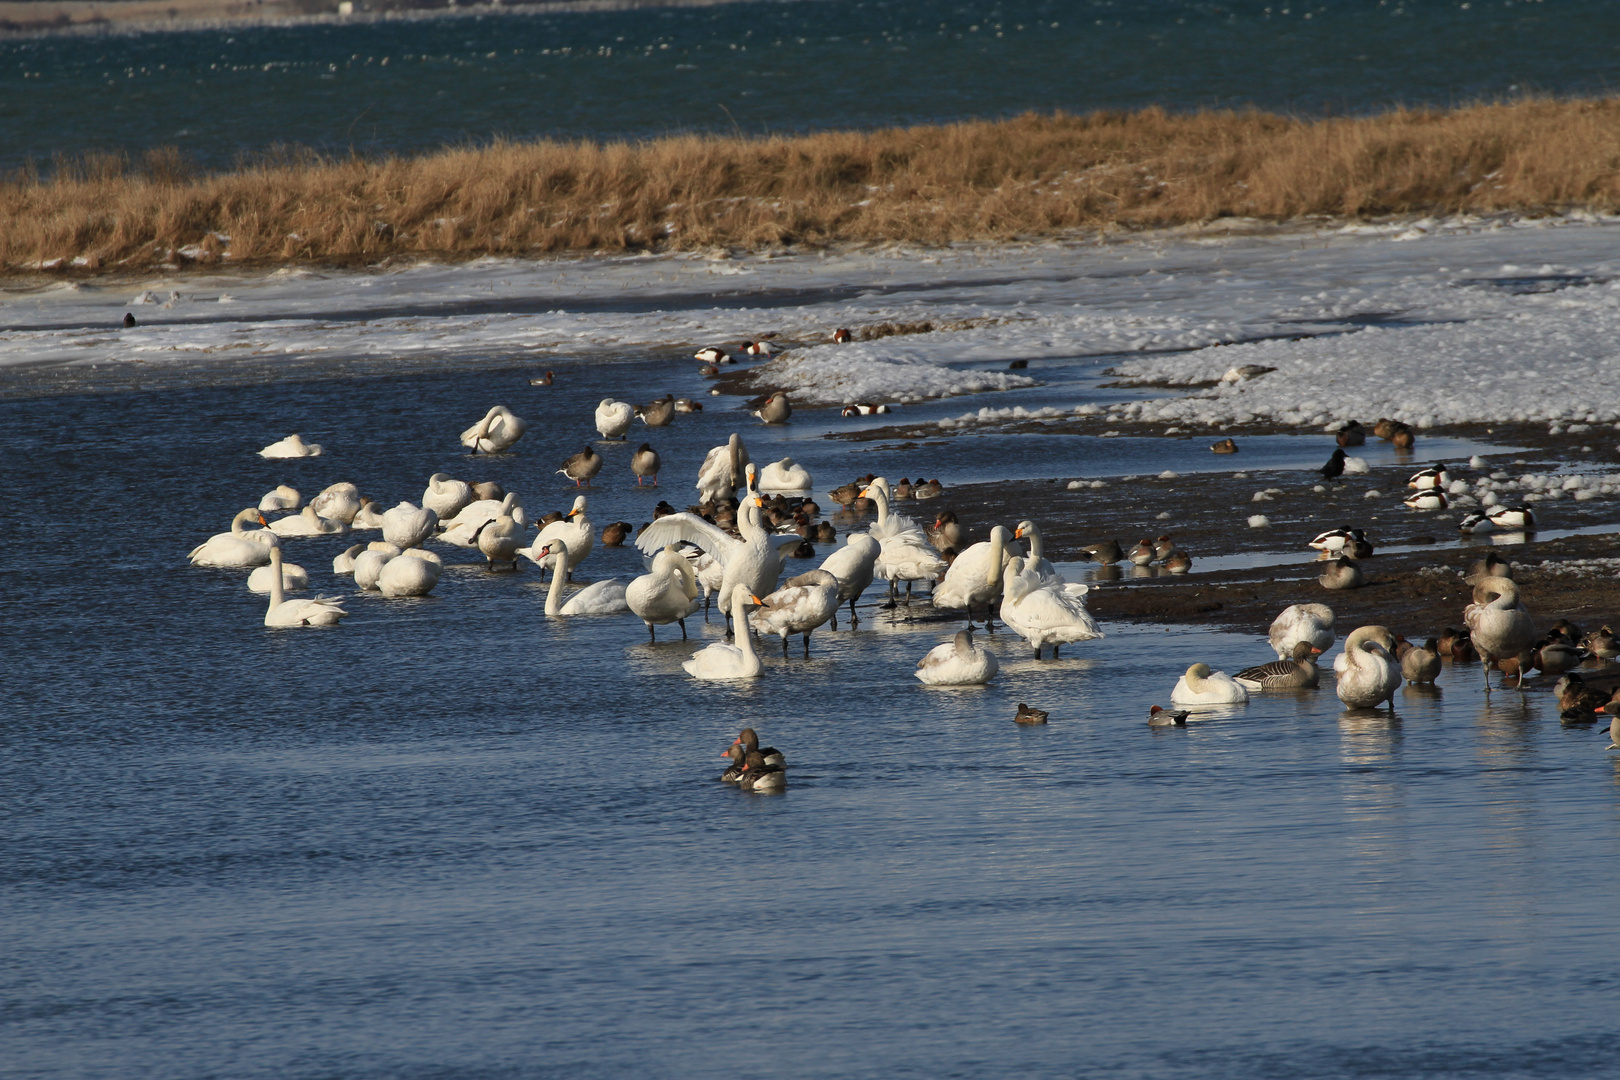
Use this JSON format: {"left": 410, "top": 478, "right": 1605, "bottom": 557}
{"left": 626, "top": 545, "right": 702, "bottom": 640}
{"left": 630, "top": 443, "right": 662, "bottom": 486}
{"left": 813, "top": 521, "right": 837, "bottom": 544}
{"left": 759, "top": 457, "right": 813, "bottom": 492}
{"left": 558, "top": 445, "right": 603, "bottom": 487}
{"left": 637, "top": 395, "right": 675, "bottom": 427}
{"left": 377, "top": 548, "right": 441, "bottom": 597}
{"left": 1320, "top": 448, "right": 1347, "bottom": 481}
{"left": 308, "top": 482, "right": 363, "bottom": 525}
{"left": 682, "top": 590, "right": 766, "bottom": 680}
{"left": 1319, "top": 556, "right": 1364, "bottom": 590}
{"left": 1162, "top": 549, "right": 1192, "bottom": 574}
{"left": 262, "top": 537, "right": 347, "bottom": 627}
{"left": 1457, "top": 512, "right": 1494, "bottom": 533}
{"left": 1308, "top": 527, "right": 1364, "bottom": 556}
{"left": 673, "top": 398, "right": 702, "bottom": 413}
{"left": 381, "top": 501, "right": 438, "bottom": 549}
{"left": 1534, "top": 636, "right": 1588, "bottom": 678}
{"left": 742, "top": 339, "right": 774, "bottom": 357}
{"left": 753, "top": 392, "right": 792, "bottom": 424}
{"left": 269, "top": 505, "right": 347, "bottom": 537}
{"left": 913, "top": 479, "right": 943, "bottom": 500}
{"left": 259, "top": 433, "right": 323, "bottom": 459}
{"left": 1147, "top": 705, "right": 1190, "bottom": 727}
{"left": 1404, "top": 490, "right": 1447, "bottom": 511}
{"left": 1401, "top": 638, "right": 1441, "bottom": 684}
{"left": 1391, "top": 423, "right": 1416, "bottom": 449}
{"left": 473, "top": 485, "right": 506, "bottom": 509}
{"left": 1078, "top": 539, "right": 1124, "bottom": 565}
{"left": 529, "top": 370, "right": 554, "bottom": 386}
{"left": 1335, "top": 420, "right": 1367, "bottom": 447}
{"left": 527, "top": 495, "right": 594, "bottom": 579}
{"left": 738, "top": 750, "right": 786, "bottom": 793}
{"left": 1151, "top": 535, "right": 1177, "bottom": 562}
{"left": 1334, "top": 625, "right": 1402, "bottom": 708}
{"left": 832, "top": 327, "right": 852, "bottom": 343}
{"left": 258, "top": 484, "right": 302, "bottom": 512}
{"left": 601, "top": 522, "right": 632, "bottom": 547}
{"left": 460, "top": 405, "right": 527, "bottom": 453}
{"left": 594, "top": 398, "right": 635, "bottom": 440}
{"left": 1014, "top": 703, "right": 1049, "bottom": 725}
{"left": 440, "top": 492, "right": 527, "bottom": 546}
{"left": 933, "top": 524, "right": 1011, "bottom": 624}
{"left": 1408, "top": 464, "right": 1449, "bottom": 490}
{"left": 1555, "top": 673, "right": 1612, "bottom": 721}
{"left": 893, "top": 479, "right": 913, "bottom": 500}
{"left": 1373, "top": 418, "right": 1398, "bottom": 440}
{"left": 1210, "top": 438, "right": 1239, "bottom": 454}
{"left": 1128, "top": 539, "right": 1156, "bottom": 566}
{"left": 999, "top": 556, "right": 1103, "bottom": 660}
{"left": 1268, "top": 603, "right": 1335, "bottom": 659}
{"left": 749, "top": 569, "right": 840, "bottom": 656}
{"left": 422, "top": 473, "right": 475, "bottom": 520}
{"left": 1170, "top": 663, "right": 1249, "bottom": 705}
{"left": 915, "top": 627, "right": 998, "bottom": 685}
{"left": 695, "top": 433, "right": 750, "bottom": 502}
{"left": 1487, "top": 505, "right": 1535, "bottom": 530}
{"left": 827, "top": 480, "right": 864, "bottom": 507}
{"left": 1580, "top": 626, "right": 1618, "bottom": 662}
{"left": 1439, "top": 627, "right": 1477, "bottom": 663}
{"left": 188, "top": 508, "right": 276, "bottom": 567}
{"left": 1235, "top": 641, "right": 1321, "bottom": 690}
{"left": 817, "top": 533, "right": 881, "bottom": 629}
{"left": 861, "top": 477, "right": 948, "bottom": 605}
{"left": 841, "top": 403, "right": 892, "bottom": 416}
{"left": 927, "top": 510, "right": 962, "bottom": 553}
{"left": 694, "top": 345, "right": 729, "bottom": 364}
{"left": 1464, "top": 576, "right": 1537, "bottom": 692}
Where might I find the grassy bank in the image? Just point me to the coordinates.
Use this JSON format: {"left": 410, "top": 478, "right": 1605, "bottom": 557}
{"left": 6, "top": 97, "right": 1620, "bottom": 275}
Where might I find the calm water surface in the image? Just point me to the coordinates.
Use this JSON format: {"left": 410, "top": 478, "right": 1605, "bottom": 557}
{"left": 4, "top": 360, "right": 1620, "bottom": 1078}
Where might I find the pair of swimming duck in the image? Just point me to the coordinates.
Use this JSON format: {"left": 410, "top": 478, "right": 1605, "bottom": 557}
{"left": 1127, "top": 535, "right": 1191, "bottom": 572}
{"left": 719, "top": 728, "right": 786, "bottom": 792}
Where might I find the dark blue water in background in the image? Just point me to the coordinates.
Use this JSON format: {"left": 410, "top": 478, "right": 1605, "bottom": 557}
{"left": 3, "top": 0, "right": 1619, "bottom": 173}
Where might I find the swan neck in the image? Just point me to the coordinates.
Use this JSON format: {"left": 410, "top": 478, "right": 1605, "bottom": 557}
{"left": 987, "top": 530, "right": 1006, "bottom": 586}
{"left": 545, "top": 540, "right": 569, "bottom": 615}
{"left": 1026, "top": 528, "right": 1043, "bottom": 562}
{"left": 269, "top": 546, "right": 285, "bottom": 608}
{"left": 232, "top": 508, "right": 258, "bottom": 534}
{"left": 871, "top": 485, "right": 889, "bottom": 525}
{"left": 733, "top": 592, "right": 758, "bottom": 661}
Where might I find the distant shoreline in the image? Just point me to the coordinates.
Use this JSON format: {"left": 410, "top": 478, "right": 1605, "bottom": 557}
{"left": 4, "top": 98, "right": 1619, "bottom": 280}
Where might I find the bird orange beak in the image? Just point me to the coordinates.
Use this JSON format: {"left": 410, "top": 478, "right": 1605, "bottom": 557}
{"left": 257, "top": 512, "right": 270, "bottom": 527}
{"left": 1014, "top": 527, "right": 1025, "bottom": 538}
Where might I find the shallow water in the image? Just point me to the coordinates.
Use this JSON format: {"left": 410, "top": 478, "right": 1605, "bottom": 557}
{"left": 5, "top": 360, "right": 1620, "bottom": 1079}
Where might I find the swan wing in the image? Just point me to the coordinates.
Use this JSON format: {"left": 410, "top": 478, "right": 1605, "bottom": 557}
{"left": 560, "top": 578, "right": 629, "bottom": 615}
{"left": 634, "top": 513, "right": 740, "bottom": 564}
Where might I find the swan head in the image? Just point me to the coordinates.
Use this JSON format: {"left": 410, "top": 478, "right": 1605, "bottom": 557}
{"left": 1185, "top": 662, "right": 1213, "bottom": 682}
{"left": 1014, "top": 519, "right": 1036, "bottom": 540}
{"left": 569, "top": 495, "right": 588, "bottom": 515}
{"left": 1345, "top": 625, "right": 1397, "bottom": 653}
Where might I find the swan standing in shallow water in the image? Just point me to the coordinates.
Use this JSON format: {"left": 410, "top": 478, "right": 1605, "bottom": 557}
{"left": 750, "top": 569, "right": 841, "bottom": 656}
{"left": 817, "top": 534, "right": 880, "bottom": 629}
{"left": 860, "top": 477, "right": 947, "bottom": 604}
{"left": 1464, "top": 575, "right": 1537, "bottom": 692}
{"left": 635, "top": 500, "right": 788, "bottom": 631}
{"left": 934, "top": 524, "right": 1012, "bottom": 626}
{"left": 188, "top": 508, "right": 275, "bottom": 567}
{"left": 626, "top": 544, "right": 702, "bottom": 640}
{"left": 1171, "top": 663, "right": 1249, "bottom": 705}
{"left": 998, "top": 555, "right": 1103, "bottom": 659}
{"left": 1268, "top": 603, "right": 1335, "bottom": 659}
{"left": 1334, "top": 626, "right": 1402, "bottom": 709}
{"left": 259, "top": 433, "right": 322, "bottom": 459}
{"left": 539, "top": 539, "right": 629, "bottom": 615}
{"left": 263, "top": 537, "right": 347, "bottom": 627}
{"left": 527, "top": 496, "right": 594, "bottom": 579}
{"left": 683, "top": 591, "right": 766, "bottom": 680}
{"left": 694, "top": 433, "right": 750, "bottom": 502}
{"left": 460, "top": 405, "right": 527, "bottom": 453}
{"left": 422, "top": 474, "right": 475, "bottom": 520}
{"left": 916, "top": 627, "right": 998, "bottom": 685}
{"left": 594, "top": 398, "right": 635, "bottom": 440}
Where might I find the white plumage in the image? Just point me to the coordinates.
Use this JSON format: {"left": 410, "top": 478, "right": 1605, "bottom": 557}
{"left": 460, "top": 405, "right": 527, "bottom": 453}
{"left": 998, "top": 556, "right": 1103, "bottom": 658}
{"left": 1170, "top": 663, "right": 1249, "bottom": 705}
{"left": 594, "top": 398, "right": 635, "bottom": 440}
{"left": 915, "top": 628, "right": 998, "bottom": 685}
{"left": 1267, "top": 603, "right": 1335, "bottom": 660}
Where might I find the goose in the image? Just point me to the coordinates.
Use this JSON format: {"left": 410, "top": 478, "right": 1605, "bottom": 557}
{"left": 1335, "top": 420, "right": 1367, "bottom": 447}
{"left": 695, "top": 433, "right": 750, "bottom": 502}
{"left": 269, "top": 505, "right": 347, "bottom": 537}
{"left": 1404, "top": 490, "right": 1447, "bottom": 510}
{"left": 594, "top": 398, "right": 635, "bottom": 440}
{"left": 259, "top": 433, "right": 323, "bottom": 459}
{"left": 472, "top": 509, "right": 525, "bottom": 570}
{"left": 526, "top": 495, "right": 594, "bottom": 579}
{"left": 915, "top": 627, "right": 998, "bottom": 685}
{"left": 753, "top": 392, "right": 792, "bottom": 424}
{"left": 188, "top": 508, "right": 275, "bottom": 567}
{"left": 381, "top": 501, "right": 438, "bottom": 549}
{"left": 694, "top": 346, "right": 729, "bottom": 363}
{"left": 1318, "top": 556, "right": 1364, "bottom": 590}
{"left": 636, "top": 500, "right": 790, "bottom": 631}
{"left": 682, "top": 590, "right": 766, "bottom": 680}
{"left": 861, "top": 477, "right": 947, "bottom": 604}
{"left": 1606, "top": 713, "right": 1620, "bottom": 752}
{"left": 626, "top": 544, "right": 701, "bottom": 640}
{"left": 440, "top": 492, "right": 527, "bottom": 546}
{"left": 637, "top": 395, "right": 675, "bottom": 427}
{"left": 631, "top": 443, "right": 662, "bottom": 486}
{"left": 332, "top": 542, "right": 365, "bottom": 575}
{"left": 350, "top": 499, "right": 385, "bottom": 530}
{"left": 1401, "top": 638, "right": 1442, "bottom": 684}
{"left": 262, "top": 537, "right": 347, "bottom": 627}
{"left": 733, "top": 728, "right": 785, "bottom": 767}
{"left": 1408, "top": 464, "right": 1449, "bottom": 490}
{"left": 927, "top": 511, "right": 962, "bottom": 553}
{"left": 257, "top": 484, "right": 301, "bottom": 512}
{"left": 422, "top": 473, "right": 474, "bottom": 521}
{"left": 1078, "top": 539, "right": 1124, "bottom": 565}
{"left": 1235, "top": 641, "right": 1321, "bottom": 690}
{"left": 1464, "top": 576, "right": 1537, "bottom": 692}
{"left": 1014, "top": 703, "right": 1049, "bottom": 725}
{"left": 759, "top": 457, "right": 813, "bottom": 492}
{"left": 378, "top": 548, "right": 441, "bottom": 597}
{"left": 538, "top": 540, "right": 629, "bottom": 615}
{"left": 817, "top": 534, "right": 880, "bottom": 629}
{"left": 1334, "top": 626, "right": 1402, "bottom": 709}
{"left": 353, "top": 542, "right": 403, "bottom": 590}
{"left": 309, "top": 482, "right": 363, "bottom": 525}
{"left": 750, "top": 569, "right": 840, "bottom": 656}
{"left": 719, "top": 743, "right": 749, "bottom": 783}
{"left": 738, "top": 750, "right": 786, "bottom": 792}
{"left": 1148, "top": 706, "right": 1190, "bottom": 727}
{"left": 461, "top": 405, "right": 527, "bottom": 453}
{"left": 1268, "top": 603, "right": 1335, "bottom": 659}
{"left": 1171, "top": 663, "right": 1249, "bottom": 705}
{"left": 933, "top": 524, "right": 1011, "bottom": 626}
{"left": 558, "top": 445, "right": 603, "bottom": 487}
{"left": 247, "top": 558, "right": 307, "bottom": 594}
{"left": 1487, "top": 505, "right": 1535, "bottom": 530}
{"left": 999, "top": 556, "right": 1103, "bottom": 659}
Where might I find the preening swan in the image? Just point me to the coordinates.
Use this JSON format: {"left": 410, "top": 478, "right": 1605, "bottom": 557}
{"left": 934, "top": 524, "right": 1012, "bottom": 626}
{"left": 626, "top": 544, "right": 702, "bottom": 640}
{"left": 352, "top": 542, "right": 402, "bottom": 590}
{"left": 259, "top": 433, "right": 322, "bottom": 459}
{"left": 860, "top": 477, "right": 947, "bottom": 603}
{"left": 188, "top": 508, "right": 274, "bottom": 567}
{"left": 350, "top": 499, "right": 385, "bottom": 529}
{"left": 461, "top": 405, "right": 527, "bottom": 453}
{"left": 381, "top": 501, "right": 438, "bottom": 549}
{"left": 817, "top": 533, "right": 880, "bottom": 629}
{"left": 759, "top": 457, "right": 813, "bottom": 493}
{"left": 333, "top": 542, "right": 365, "bottom": 575}
{"left": 1464, "top": 576, "right": 1537, "bottom": 692}
{"left": 750, "top": 569, "right": 840, "bottom": 656}
{"left": 269, "top": 505, "right": 347, "bottom": 537}
{"left": 526, "top": 495, "right": 593, "bottom": 579}
{"left": 1268, "top": 603, "right": 1335, "bottom": 659}
{"left": 378, "top": 548, "right": 441, "bottom": 597}
{"left": 1170, "top": 663, "right": 1249, "bottom": 705}
{"left": 308, "top": 482, "right": 363, "bottom": 525}
{"left": 1333, "top": 626, "right": 1402, "bottom": 709}
{"left": 915, "top": 627, "right": 998, "bottom": 685}
{"left": 694, "top": 433, "right": 750, "bottom": 502}
{"left": 472, "top": 506, "right": 525, "bottom": 570}
{"left": 440, "top": 492, "right": 527, "bottom": 546}
{"left": 682, "top": 590, "right": 766, "bottom": 680}
{"left": 258, "top": 485, "right": 301, "bottom": 512}
{"left": 998, "top": 555, "right": 1103, "bottom": 659}
{"left": 263, "top": 537, "right": 347, "bottom": 628}
{"left": 422, "top": 473, "right": 474, "bottom": 521}
{"left": 594, "top": 398, "right": 635, "bottom": 440}
{"left": 248, "top": 558, "right": 307, "bottom": 593}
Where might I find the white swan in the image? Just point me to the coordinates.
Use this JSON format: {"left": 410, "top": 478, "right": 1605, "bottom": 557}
{"left": 540, "top": 541, "right": 629, "bottom": 615}
{"left": 461, "top": 405, "right": 527, "bottom": 453}
{"left": 381, "top": 501, "right": 438, "bottom": 549}
{"left": 626, "top": 544, "right": 701, "bottom": 640}
{"left": 259, "top": 433, "right": 322, "bottom": 459}
{"left": 353, "top": 542, "right": 403, "bottom": 590}
{"left": 378, "top": 548, "right": 441, "bottom": 597}
{"left": 422, "top": 473, "right": 475, "bottom": 520}
{"left": 915, "top": 628, "right": 998, "bottom": 685}
{"left": 525, "top": 495, "right": 593, "bottom": 579}
{"left": 263, "top": 538, "right": 347, "bottom": 627}
{"left": 248, "top": 559, "right": 307, "bottom": 593}
{"left": 635, "top": 500, "right": 789, "bottom": 629}
{"left": 694, "top": 433, "right": 750, "bottom": 502}
{"left": 258, "top": 484, "right": 301, "bottom": 512}
{"left": 473, "top": 507, "right": 525, "bottom": 570}
{"left": 1333, "top": 626, "right": 1402, "bottom": 709}
{"left": 998, "top": 555, "right": 1103, "bottom": 659}
{"left": 682, "top": 590, "right": 765, "bottom": 680}
{"left": 1464, "top": 576, "right": 1537, "bottom": 691}
{"left": 594, "top": 398, "right": 635, "bottom": 440}
{"left": 1011, "top": 519, "right": 1067, "bottom": 588}
{"left": 749, "top": 569, "right": 841, "bottom": 656}
{"left": 759, "top": 456, "right": 813, "bottom": 492}
{"left": 350, "top": 500, "right": 385, "bottom": 530}
{"left": 1171, "top": 663, "right": 1249, "bottom": 705}
{"left": 332, "top": 542, "right": 365, "bottom": 574}
{"left": 934, "top": 524, "right": 1012, "bottom": 624}
{"left": 439, "top": 492, "right": 527, "bottom": 547}
{"left": 1268, "top": 603, "right": 1336, "bottom": 659}
{"left": 269, "top": 505, "right": 347, "bottom": 538}
{"left": 861, "top": 477, "right": 946, "bottom": 602}
{"left": 188, "top": 508, "right": 275, "bottom": 567}
{"left": 817, "top": 533, "right": 880, "bottom": 628}
{"left": 308, "top": 482, "right": 363, "bottom": 525}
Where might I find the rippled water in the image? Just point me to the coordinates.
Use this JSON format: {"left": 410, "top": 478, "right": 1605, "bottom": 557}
{"left": 5, "top": 358, "right": 1620, "bottom": 1078}
{"left": 4, "top": 0, "right": 1620, "bottom": 171}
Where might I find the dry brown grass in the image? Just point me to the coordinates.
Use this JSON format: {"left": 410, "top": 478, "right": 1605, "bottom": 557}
{"left": 7, "top": 96, "right": 1620, "bottom": 275}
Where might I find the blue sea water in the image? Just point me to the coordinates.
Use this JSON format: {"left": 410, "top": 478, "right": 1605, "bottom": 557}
{"left": 2, "top": 0, "right": 1619, "bottom": 173}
